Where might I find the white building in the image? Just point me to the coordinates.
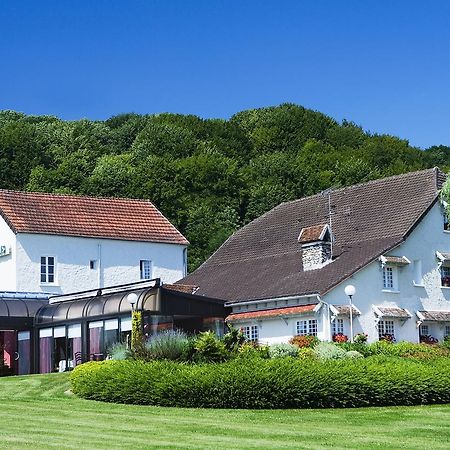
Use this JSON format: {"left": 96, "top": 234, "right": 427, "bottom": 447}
{"left": 0, "top": 190, "right": 188, "bottom": 295}
{"left": 181, "top": 168, "right": 450, "bottom": 344}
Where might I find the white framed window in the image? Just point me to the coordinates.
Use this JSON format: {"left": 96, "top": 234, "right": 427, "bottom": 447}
{"left": 382, "top": 266, "right": 394, "bottom": 289}
{"left": 445, "top": 325, "right": 450, "bottom": 338}
{"left": 296, "top": 319, "right": 318, "bottom": 336}
{"left": 441, "top": 266, "right": 450, "bottom": 286}
{"left": 378, "top": 320, "right": 395, "bottom": 340}
{"left": 419, "top": 324, "right": 429, "bottom": 336}
{"left": 242, "top": 325, "right": 258, "bottom": 342}
{"left": 40, "top": 256, "right": 56, "bottom": 284}
{"left": 332, "top": 318, "right": 344, "bottom": 335}
{"left": 140, "top": 260, "right": 152, "bottom": 280}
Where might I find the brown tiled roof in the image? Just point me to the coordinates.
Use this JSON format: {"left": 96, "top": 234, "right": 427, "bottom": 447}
{"left": 417, "top": 310, "right": 450, "bottom": 322}
{"left": 0, "top": 190, "right": 188, "bottom": 245}
{"left": 331, "top": 305, "right": 361, "bottom": 316}
{"left": 226, "top": 304, "right": 317, "bottom": 322}
{"left": 180, "top": 168, "right": 445, "bottom": 303}
{"left": 298, "top": 224, "right": 328, "bottom": 244}
{"left": 375, "top": 306, "right": 411, "bottom": 319}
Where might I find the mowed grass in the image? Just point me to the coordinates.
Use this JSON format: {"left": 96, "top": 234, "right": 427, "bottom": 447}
{"left": 0, "top": 373, "right": 449, "bottom": 449}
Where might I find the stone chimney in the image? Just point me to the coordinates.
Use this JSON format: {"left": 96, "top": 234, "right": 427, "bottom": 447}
{"left": 298, "top": 224, "right": 332, "bottom": 271}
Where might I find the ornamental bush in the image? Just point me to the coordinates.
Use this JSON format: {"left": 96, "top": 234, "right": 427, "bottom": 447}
{"left": 268, "top": 343, "right": 298, "bottom": 358}
{"left": 71, "top": 357, "right": 450, "bottom": 409}
{"left": 144, "top": 330, "right": 190, "bottom": 361}
{"left": 313, "top": 341, "right": 347, "bottom": 360}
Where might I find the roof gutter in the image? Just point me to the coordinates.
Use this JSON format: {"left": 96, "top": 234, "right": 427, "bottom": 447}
{"left": 225, "top": 293, "right": 320, "bottom": 308}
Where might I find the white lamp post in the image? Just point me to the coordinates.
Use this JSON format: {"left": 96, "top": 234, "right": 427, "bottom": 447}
{"left": 344, "top": 284, "right": 356, "bottom": 343}
{"left": 127, "top": 292, "right": 138, "bottom": 312}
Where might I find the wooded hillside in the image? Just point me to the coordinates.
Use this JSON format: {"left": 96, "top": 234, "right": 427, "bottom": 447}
{"left": 1, "top": 104, "right": 449, "bottom": 270}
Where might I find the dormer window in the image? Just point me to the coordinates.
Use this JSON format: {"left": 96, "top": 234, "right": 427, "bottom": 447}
{"left": 298, "top": 224, "right": 332, "bottom": 271}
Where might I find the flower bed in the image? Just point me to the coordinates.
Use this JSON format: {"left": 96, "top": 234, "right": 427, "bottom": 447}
{"left": 71, "top": 356, "right": 450, "bottom": 409}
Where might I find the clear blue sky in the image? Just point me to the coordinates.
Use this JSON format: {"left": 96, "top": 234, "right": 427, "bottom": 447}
{"left": 1, "top": 0, "right": 449, "bottom": 148}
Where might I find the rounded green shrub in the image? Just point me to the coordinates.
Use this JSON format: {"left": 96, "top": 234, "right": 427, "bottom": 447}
{"left": 71, "top": 357, "right": 450, "bottom": 409}
{"left": 313, "top": 342, "right": 347, "bottom": 360}
{"left": 268, "top": 343, "right": 298, "bottom": 358}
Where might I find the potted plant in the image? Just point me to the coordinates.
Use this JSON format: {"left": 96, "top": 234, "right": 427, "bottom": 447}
{"left": 442, "top": 276, "right": 450, "bottom": 287}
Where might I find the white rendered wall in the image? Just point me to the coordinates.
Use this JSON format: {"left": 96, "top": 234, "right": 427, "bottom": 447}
{"left": 15, "top": 233, "right": 186, "bottom": 295}
{"left": 324, "top": 201, "right": 450, "bottom": 343}
{"left": 233, "top": 307, "right": 327, "bottom": 345}
{"left": 0, "top": 216, "right": 17, "bottom": 291}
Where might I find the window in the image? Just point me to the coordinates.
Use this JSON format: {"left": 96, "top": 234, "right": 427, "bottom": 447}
{"left": 89, "top": 260, "right": 97, "bottom": 270}
{"left": 382, "top": 266, "right": 394, "bottom": 289}
{"left": 419, "top": 324, "right": 429, "bottom": 336}
{"left": 332, "top": 318, "right": 344, "bottom": 335}
{"left": 40, "top": 256, "right": 55, "bottom": 283}
{"left": 445, "top": 325, "right": 450, "bottom": 338}
{"left": 296, "top": 319, "right": 318, "bottom": 336}
{"left": 242, "top": 325, "right": 258, "bottom": 342}
{"left": 441, "top": 266, "right": 450, "bottom": 287}
{"left": 140, "top": 260, "right": 152, "bottom": 280}
{"left": 378, "top": 320, "right": 395, "bottom": 340}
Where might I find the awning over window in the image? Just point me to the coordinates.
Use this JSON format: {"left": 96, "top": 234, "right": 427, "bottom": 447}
{"left": 417, "top": 310, "right": 450, "bottom": 322}
{"left": 330, "top": 304, "right": 361, "bottom": 317}
{"left": 379, "top": 255, "right": 410, "bottom": 266}
{"left": 373, "top": 305, "right": 411, "bottom": 319}
{"left": 436, "top": 251, "right": 450, "bottom": 262}
{"left": 226, "top": 304, "right": 318, "bottom": 322}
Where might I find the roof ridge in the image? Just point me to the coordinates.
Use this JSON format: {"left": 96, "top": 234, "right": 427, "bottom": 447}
{"left": 0, "top": 189, "right": 157, "bottom": 204}
{"left": 280, "top": 167, "right": 441, "bottom": 208}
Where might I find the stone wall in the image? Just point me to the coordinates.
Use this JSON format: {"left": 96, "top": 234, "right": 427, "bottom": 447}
{"left": 302, "top": 242, "right": 332, "bottom": 271}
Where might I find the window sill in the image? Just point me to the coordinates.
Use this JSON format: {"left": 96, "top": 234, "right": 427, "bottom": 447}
{"left": 441, "top": 286, "right": 450, "bottom": 290}
{"left": 40, "top": 283, "right": 59, "bottom": 287}
{"left": 443, "top": 230, "right": 450, "bottom": 234}
{"left": 412, "top": 282, "right": 425, "bottom": 288}
{"left": 381, "top": 289, "right": 400, "bottom": 294}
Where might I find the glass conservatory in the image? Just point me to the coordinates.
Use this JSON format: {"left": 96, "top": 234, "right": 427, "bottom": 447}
{"left": 0, "top": 280, "right": 228, "bottom": 375}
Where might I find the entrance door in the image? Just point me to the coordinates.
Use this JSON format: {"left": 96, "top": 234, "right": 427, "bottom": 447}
{"left": 17, "top": 331, "right": 31, "bottom": 375}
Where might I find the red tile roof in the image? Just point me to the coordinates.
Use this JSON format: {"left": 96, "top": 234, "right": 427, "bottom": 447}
{"left": 226, "top": 304, "right": 317, "bottom": 321}
{"left": 0, "top": 190, "right": 188, "bottom": 245}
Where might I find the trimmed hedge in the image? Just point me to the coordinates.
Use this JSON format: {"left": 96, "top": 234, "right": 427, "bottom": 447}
{"left": 71, "top": 357, "right": 450, "bottom": 409}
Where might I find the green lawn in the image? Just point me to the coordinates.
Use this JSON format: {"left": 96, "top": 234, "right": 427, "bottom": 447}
{"left": 0, "top": 373, "right": 449, "bottom": 449}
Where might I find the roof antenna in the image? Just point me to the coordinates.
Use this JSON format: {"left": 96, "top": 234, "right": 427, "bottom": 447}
{"left": 321, "top": 186, "right": 338, "bottom": 258}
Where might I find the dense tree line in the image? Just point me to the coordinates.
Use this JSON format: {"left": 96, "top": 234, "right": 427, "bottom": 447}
{"left": 1, "top": 104, "right": 449, "bottom": 271}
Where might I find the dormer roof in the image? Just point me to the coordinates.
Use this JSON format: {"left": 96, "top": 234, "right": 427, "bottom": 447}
{"left": 0, "top": 190, "right": 188, "bottom": 245}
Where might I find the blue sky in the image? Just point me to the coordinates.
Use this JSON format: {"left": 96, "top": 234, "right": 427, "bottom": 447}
{"left": 1, "top": 0, "right": 449, "bottom": 148}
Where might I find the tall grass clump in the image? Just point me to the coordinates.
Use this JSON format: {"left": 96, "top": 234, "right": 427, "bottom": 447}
{"left": 144, "top": 330, "right": 190, "bottom": 361}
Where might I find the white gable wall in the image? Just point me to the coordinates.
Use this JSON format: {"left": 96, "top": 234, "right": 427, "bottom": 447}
{"left": 15, "top": 233, "right": 186, "bottom": 295}
{"left": 324, "top": 201, "right": 450, "bottom": 343}
{"left": 0, "top": 215, "right": 17, "bottom": 291}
